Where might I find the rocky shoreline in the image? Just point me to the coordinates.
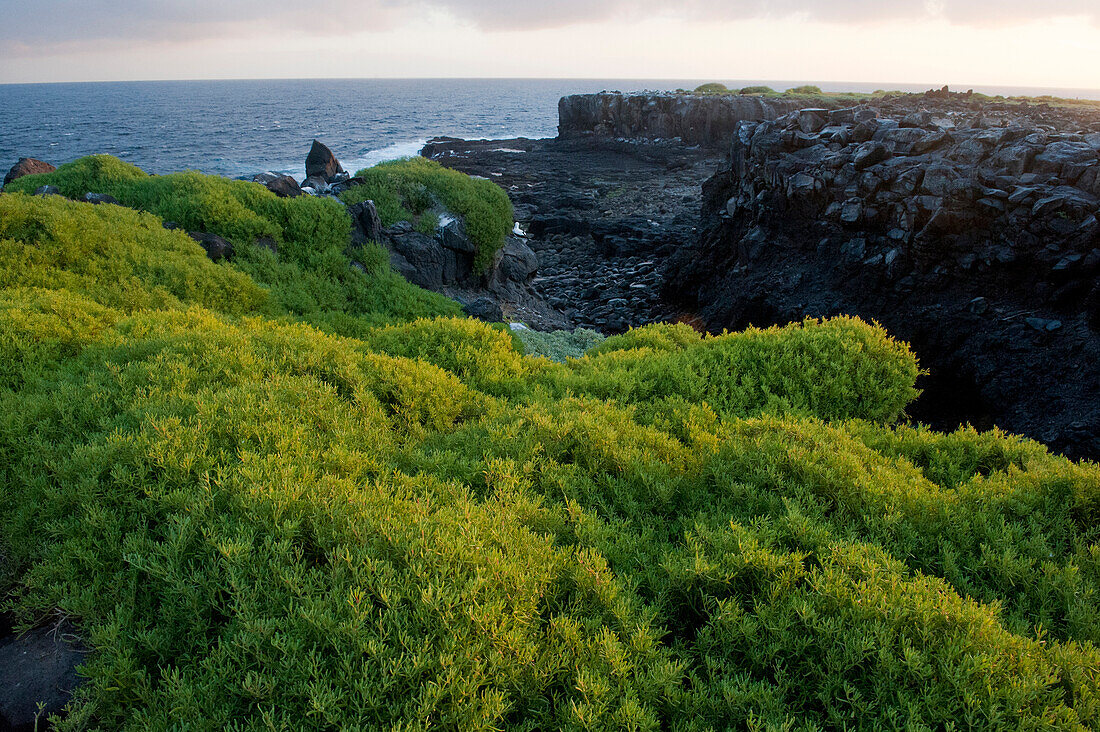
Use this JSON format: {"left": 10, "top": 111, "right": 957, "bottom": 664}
{"left": 4, "top": 89, "right": 1098, "bottom": 461}
{"left": 421, "top": 135, "right": 721, "bottom": 331}
{"left": 428, "top": 90, "right": 1100, "bottom": 460}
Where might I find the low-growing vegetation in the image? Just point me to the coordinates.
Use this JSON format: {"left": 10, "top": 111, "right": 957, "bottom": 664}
{"left": 676, "top": 84, "right": 1100, "bottom": 110}
{"left": 2, "top": 172, "right": 1100, "bottom": 730}
{"left": 339, "top": 156, "right": 514, "bottom": 272}
{"left": 693, "top": 82, "right": 729, "bottom": 94}
{"left": 5, "top": 155, "right": 462, "bottom": 327}
{"left": 512, "top": 325, "right": 606, "bottom": 361}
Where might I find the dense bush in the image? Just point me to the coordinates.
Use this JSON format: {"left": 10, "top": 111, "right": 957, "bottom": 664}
{"left": 739, "top": 86, "right": 777, "bottom": 95}
{"left": 693, "top": 83, "right": 729, "bottom": 94}
{"left": 339, "top": 157, "right": 514, "bottom": 272}
{"left": 0, "top": 193, "right": 266, "bottom": 316}
{"left": 7, "top": 158, "right": 459, "bottom": 324}
{"left": 2, "top": 178, "right": 1100, "bottom": 730}
{"left": 786, "top": 85, "right": 824, "bottom": 94}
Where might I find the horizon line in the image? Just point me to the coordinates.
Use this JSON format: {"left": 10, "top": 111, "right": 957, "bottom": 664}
{"left": 2, "top": 76, "right": 1100, "bottom": 96}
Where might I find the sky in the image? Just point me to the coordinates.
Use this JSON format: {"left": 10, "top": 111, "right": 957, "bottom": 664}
{"left": 1, "top": 1, "right": 1099, "bottom": 90}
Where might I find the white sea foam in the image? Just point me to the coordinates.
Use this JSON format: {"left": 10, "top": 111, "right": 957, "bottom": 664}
{"left": 343, "top": 139, "right": 430, "bottom": 173}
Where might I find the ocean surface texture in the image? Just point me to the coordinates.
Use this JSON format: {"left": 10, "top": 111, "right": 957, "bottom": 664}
{"left": 3, "top": 78, "right": 1099, "bottom": 179}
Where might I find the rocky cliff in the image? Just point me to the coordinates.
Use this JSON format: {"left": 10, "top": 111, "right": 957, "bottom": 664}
{"left": 664, "top": 95, "right": 1100, "bottom": 458}
{"left": 558, "top": 93, "right": 835, "bottom": 147}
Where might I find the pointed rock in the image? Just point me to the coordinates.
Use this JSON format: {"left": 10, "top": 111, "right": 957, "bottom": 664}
{"left": 305, "top": 140, "right": 345, "bottom": 182}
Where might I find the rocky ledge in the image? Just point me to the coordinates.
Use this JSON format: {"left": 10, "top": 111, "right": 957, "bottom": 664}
{"left": 663, "top": 96, "right": 1100, "bottom": 458}
{"left": 421, "top": 135, "right": 722, "bottom": 332}
{"left": 558, "top": 92, "right": 835, "bottom": 147}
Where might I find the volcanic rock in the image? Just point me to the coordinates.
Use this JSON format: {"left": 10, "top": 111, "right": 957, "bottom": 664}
{"left": 189, "top": 232, "right": 234, "bottom": 262}
{"left": 3, "top": 158, "right": 55, "bottom": 188}
{"left": 305, "top": 140, "right": 345, "bottom": 182}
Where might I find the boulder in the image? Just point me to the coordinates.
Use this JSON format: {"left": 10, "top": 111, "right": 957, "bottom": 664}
{"left": 254, "top": 236, "right": 279, "bottom": 255}
{"left": 385, "top": 225, "right": 458, "bottom": 289}
{"left": 188, "top": 232, "right": 234, "bottom": 262}
{"left": 439, "top": 218, "right": 477, "bottom": 254}
{"left": 853, "top": 142, "right": 890, "bottom": 171}
{"left": 305, "top": 140, "right": 346, "bottom": 182}
{"left": 797, "top": 109, "right": 829, "bottom": 134}
{"left": 3, "top": 158, "right": 55, "bottom": 188}
{"left": 462, "top": 297, "right": 504, "bottom": 323}
{"left": 33, "top": 185, "right": 60, "bottom": 197}
{"left": 329, "top": 177, "right": 365, "bottom": 197}
{"left": 301, "top": 176, "right": 330, "bottom": 194}
{"left": 495, "top": 238, "right": 539, "bottom": 282}
{"left": 250, "top": 172, "right": 303, "bottom": 198}
{"left": 1032, "top": 142, "right": 1098, "bottom": 178}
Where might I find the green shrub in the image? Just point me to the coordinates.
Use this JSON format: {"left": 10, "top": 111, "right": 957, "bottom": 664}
{"left": 739, "top": 85, "right": 777, "bottom": 95}
{"left": 340, "top": 157, "right": 513, "bottom": 272}
{"left": 0, "top": 193, "right": 267, "bottom": 316}
{"left": 786, "top": 84, "right": 823, "bottom": 94}
{"left": 544, "top": 317, "right": 921, "bottom": 424}
{"left": 693, "top": 82, "right": 729, "bottom": 94}
{"left": 4, "top": 153, "right": 147, "bottom": 197}
{"left": 5, "top": 157, "right": 459, "bottom": 324}
{"left": 3, "top": 166, "right": 1100, "bottom": 730}
{"left": 590, "top": 322, "right": 702, "bottom": 355}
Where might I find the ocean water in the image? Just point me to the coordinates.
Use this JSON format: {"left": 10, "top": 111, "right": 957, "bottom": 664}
{"left": 2, "top": 78, "right": 1099, "bottom": 179}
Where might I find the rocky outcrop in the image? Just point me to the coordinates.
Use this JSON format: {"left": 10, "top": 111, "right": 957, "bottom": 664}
{"left": 248, "top": 172, "right": 303, "bottom": 198}
{"left": 664, "top": 100, "right": 1100, "bottom": 458}
{"left": 305, "top": 140, "right": 346, "bottom": 183}
{"left": 82, "top": 192, "right": 121, "bottom": 206}
{"left": 558, "top": 93, "right": 840, "bottom": 147}
{"left": 345, "top": 191, "right": 566, "bottom": 328}
{"left": 423, "top": 135, "right": 717, "bottom": 332}
{"left": 3, "top": 158, "right": 55, "bottom": 188}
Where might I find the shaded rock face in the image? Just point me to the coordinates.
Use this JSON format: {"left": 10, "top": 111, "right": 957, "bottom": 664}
{"left": 558, "top": 93, "right": 839, "bottom": 147}
{"left": 3, "top": 158, "right": 55, "bottom": 188}
{"left": 383, "top": 221, "right": 471, "bottom": 290}
{"left": 305, "top": 140, "right": 346, "bottom": 183}
{"left": 0, "top": 621, "right": 87, "bottom": 731}
{"left": 348, "top": 200, "right": 384, "bottom": 246}
{"left": 188, "top": 231, "right": 234, "bottom": 262}
{"left": 664, "top": 102, "right": 1100, "bottom": 459}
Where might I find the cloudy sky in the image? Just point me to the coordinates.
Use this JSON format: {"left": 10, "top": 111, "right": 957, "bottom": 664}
{"left": 2, "top": 1, "right": 1099, "bottom": 89}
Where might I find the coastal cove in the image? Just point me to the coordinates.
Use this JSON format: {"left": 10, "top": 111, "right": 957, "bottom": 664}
{"left": 2, "top": 82, "right": 1100, "bottom": 730}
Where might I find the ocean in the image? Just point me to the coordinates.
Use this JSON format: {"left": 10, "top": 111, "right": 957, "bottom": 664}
{"left": 3, "top": 78, "right": 1099, "bottom": 179}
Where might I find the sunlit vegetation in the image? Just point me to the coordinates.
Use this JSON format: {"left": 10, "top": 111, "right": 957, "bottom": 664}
{"left": 1, "top": 177, "right": 1100, "bottom": 730}
{"left": 339, "top": 156, "right": 514, "bottom": 272}
{"left": 6, "top": 155, "right": 460, "bottom": 327}
{"left": 677, "top": 84, "right": 1100, "bottom": 110}
{"left": 693, "top": 82, "right": 729, "bottom": 94}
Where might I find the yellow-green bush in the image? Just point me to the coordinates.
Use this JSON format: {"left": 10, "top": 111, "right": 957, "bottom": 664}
{"left": 2, "top": 172, "right": 1100, "bottom": 730}
{"left": 6, "top": 157, "right": 460, "bottom": 323}
{"left": 0, "top": 193, "right": 266, "bottom": 315}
